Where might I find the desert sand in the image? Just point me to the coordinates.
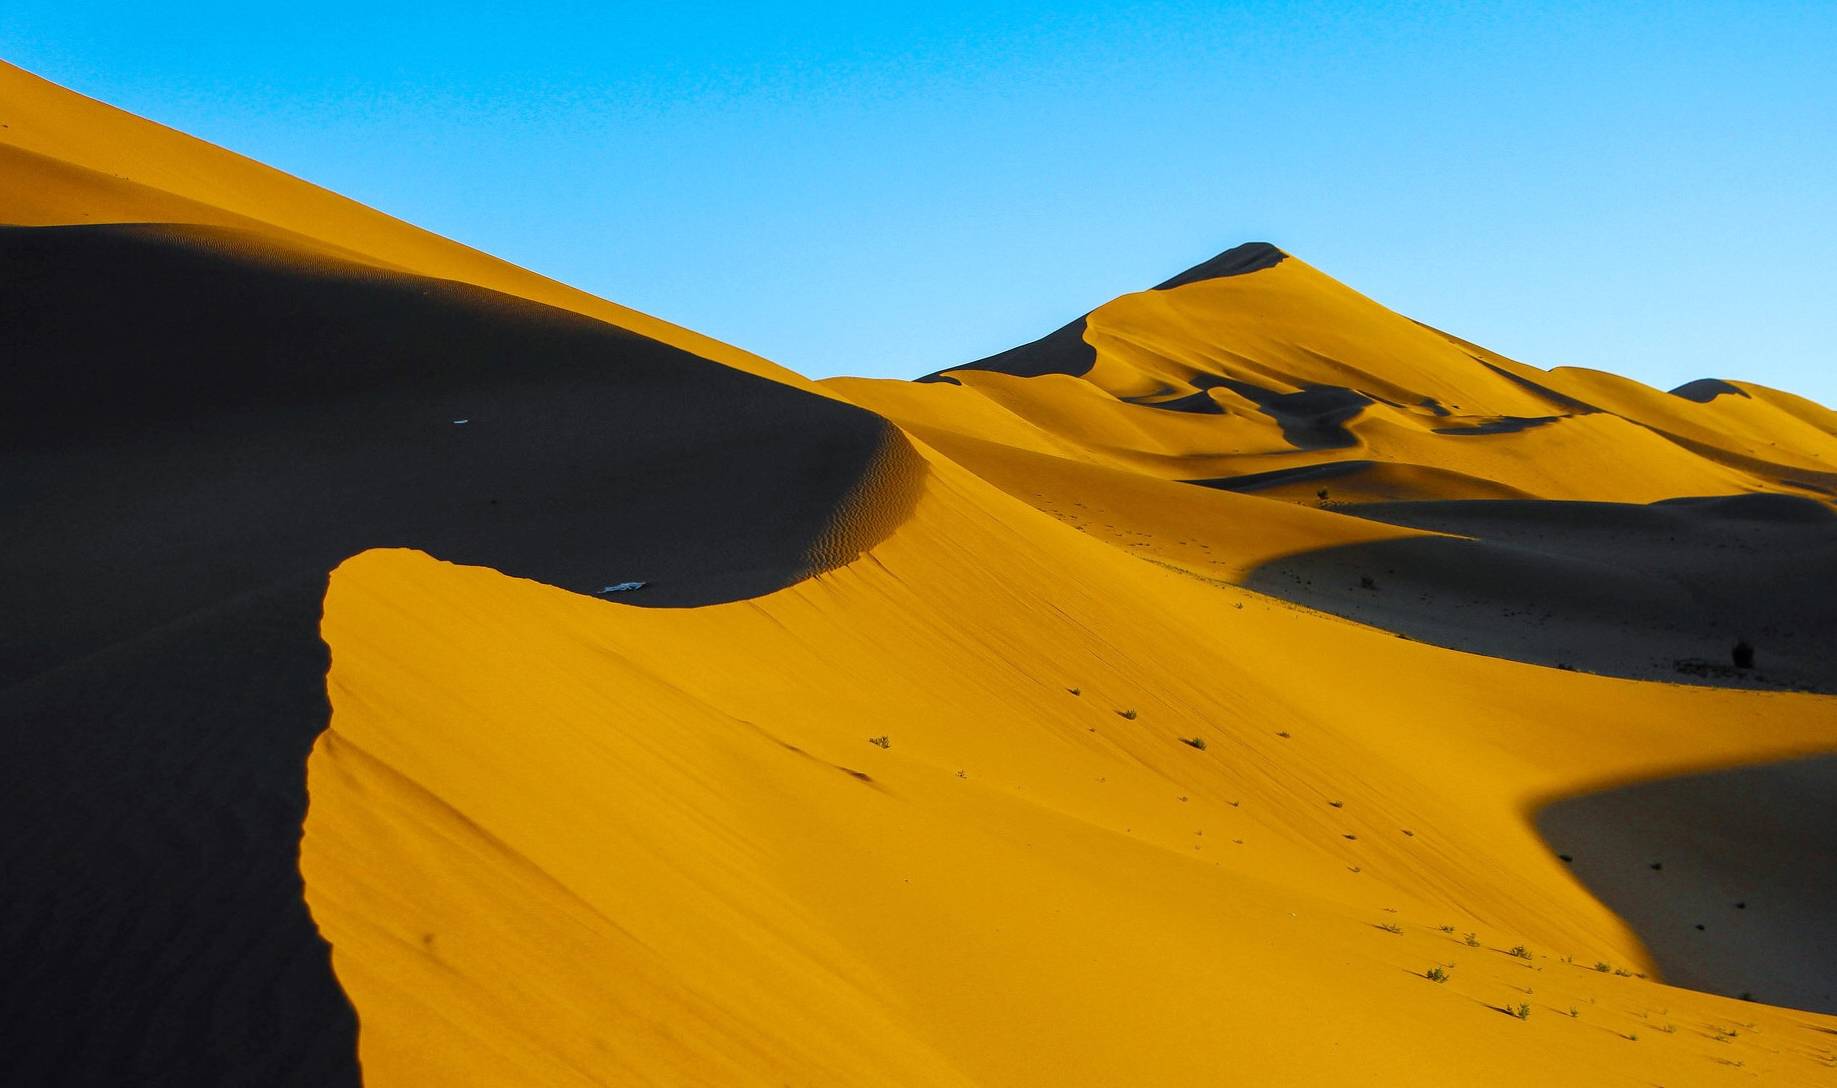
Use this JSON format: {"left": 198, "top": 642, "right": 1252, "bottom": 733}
{"left": 5, "top": 59, "right": 1836, "bottom": 1086}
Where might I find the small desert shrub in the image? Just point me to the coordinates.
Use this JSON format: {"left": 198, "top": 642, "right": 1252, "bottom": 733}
{"left": 1118, "top": 709, "right": 1137, "bottom": 720}
{"left": 1568, "top": 1007, "right": 1580, "bottom": 1018}
{"left": 1359, "top": 575, "right": 1377, "bottom": 590}
{"left": 1181, "top": 736, "right": 1207, "bottom": 750}
{"left": 1378, "top": 921, "right": 1403, "bottom": 934}
{"left": 1659, "top": 1023, "right": 1676, "bottom": 1034}
{"left": 1514, "top": 1003, "right": 1531, "bottom": 1020}
{"left": 1614, "top": 968, "right": 1634, "bottom": 977}
{"left": 1425, "top": 966, "right": 1448, "bottom": 983}
{"left": 1067, "top": 687, "right": 1081, "bottom": 696}
{"left": 1464, "top": 932, "right": 1481, "bottom": 948}
{"left": 1594, "top": 962, "right": 1612, "bottom": 973}
{"left": 1439, "top": 924, "right": 1455, "bottom": 934}
{"left": 1276, "top": 730, "right": 1291, "bottom": 738}
{"left": 1328, "top": 799, "right": 1344, "bottom": 808}
{"left": 1317, "top": 487, "right": 1330, "bottom": 501}
{"left": 1509, "top": 944, "right": 1532, "bottom": 959}
{"left": 868, "top": 735, "right": 891, "bottom": 749}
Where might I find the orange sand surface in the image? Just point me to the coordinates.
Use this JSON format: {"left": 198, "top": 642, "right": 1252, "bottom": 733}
{"left": 306, "top": 451, "right": 1837, "bottom": 1084}
{"left": 7, "top": 59, "right": 1836, "bottom": 1087}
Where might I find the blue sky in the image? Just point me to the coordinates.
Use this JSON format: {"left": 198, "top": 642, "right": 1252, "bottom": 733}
{"left": 5, "top": 2, "right": 1833, "bottom": 404}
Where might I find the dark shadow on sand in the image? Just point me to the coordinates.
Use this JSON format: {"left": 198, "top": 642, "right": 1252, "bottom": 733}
{"left": 1537, "top": 755, "right": 1837, "bottom": 1014}
{"left": 1, "top": 223, "right": 908, "bottom": 1085}
{"left": 1240, "top": 495, "right": 1837, "bottom": 693}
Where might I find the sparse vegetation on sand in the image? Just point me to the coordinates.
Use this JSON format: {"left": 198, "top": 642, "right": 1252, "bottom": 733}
{"left": 18, "top": 59, "right": 1837, "bottom": 1086}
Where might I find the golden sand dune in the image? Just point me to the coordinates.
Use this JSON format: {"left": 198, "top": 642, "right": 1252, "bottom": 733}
{"left": 852, "top": 243, "right": 1835, "bottom": 502}
{"left": 834, "top": 247, "right": 1837, "bottom": 691}
{"left": 0, "top": 60, "right": 815, "bottom": 391}
{"left": 305, "top": 457, "right": 1837, "bottom": 1085}
{"left": 1, "top": 218, "right": 912, "bottom": 1082}
{"left": 5, "top": 62, "right": 1836, "bottom": 1087}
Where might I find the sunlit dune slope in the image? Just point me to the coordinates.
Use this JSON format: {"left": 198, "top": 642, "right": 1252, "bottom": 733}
{"left": 0, "top": 60, "right": 814, "bottom": 389}
{"left": 0, "top": 219, "right": 913, "bottom": 1085}
{"left": 830, "top": 246, "right": 1837, "bottom": 689}
{"left": 10, "top": 57, "right": 1837, "bottom": 1088}
{"left": 849, "top": 244, "right": 1835, "bottom": 503}
{"left": 305, "top": 449, "right": 1837, "bottom": 1085}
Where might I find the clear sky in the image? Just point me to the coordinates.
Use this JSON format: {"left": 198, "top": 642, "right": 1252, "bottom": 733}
{"left": 5, "top": 2, "right": 1833, "bottom": 404}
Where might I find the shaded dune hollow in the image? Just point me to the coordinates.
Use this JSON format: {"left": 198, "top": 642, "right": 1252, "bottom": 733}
{"left": 1537, "top": 754, "right": 1837, "bottom": 1014}
{"left": 0, "top": 222, "right": 919, "bottom": 1086}
{"left": 1242, "top": 495, "right": 1837, "bottom": 692}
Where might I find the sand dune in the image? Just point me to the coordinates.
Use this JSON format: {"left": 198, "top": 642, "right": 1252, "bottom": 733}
{"left": 0, "top": 60, "right": 819, "bottom": 390}
{"left": 1, "top": 219, "right": 911, "bottom": 1084}
{"left": 1244, "top": 494, "right": 1837, "bottom": 692}
{"left": 6, "top": 60, "right": 1837, "bottom": 1088}
{"left": 875, "top": 243, "right": 1835, "bottom": 506}
{"left": 305, "top": 457, "right": 1837, "bottom": 1084}
{"left": 1539, "top": 754, "right": 1837, "bottom": 1014}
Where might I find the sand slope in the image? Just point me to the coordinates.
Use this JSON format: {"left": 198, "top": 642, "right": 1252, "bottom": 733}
{"left": 1539, "top": 754, "right": 1837, "bottom": 1014}
{"left": 305, "top": 453, "right": 1837, "bottom": 1084}
{"left": 8, "top": 60, "right": 1837, "bottom": 1088}
{"left": 832, "top": 247, "right": 1837, "bottom": 690}
{"left": 1, "top": 219, "right": 912, "bottom": 1084}
{"left": 0, "top": 60, "right": 820, "bottom": 390}
{"left": 1245, "top": 494, "right": 1837, "bottom": 691}
{"left": 847, "top": 246, "right": 1836, "bottom": 504}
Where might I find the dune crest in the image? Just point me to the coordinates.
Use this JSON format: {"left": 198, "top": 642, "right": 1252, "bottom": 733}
{"left": 304, "top": 450, "right": 1837, "bottom": 1084}
{"left": 6, "top": 60, "right": 1836, "bottom": 1088}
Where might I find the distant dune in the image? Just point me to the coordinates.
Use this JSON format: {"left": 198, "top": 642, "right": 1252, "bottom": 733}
{"left": 6, "top": 59, "right": 1836, "bottom": 1087}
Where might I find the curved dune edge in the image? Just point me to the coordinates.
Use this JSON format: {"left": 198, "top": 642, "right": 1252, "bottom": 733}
{"left": 303, "top": 452, "right": 1837, "bottom": 1086}
{"left": 807, "top": 428, "right": 931, "bottom": 575}
{"left": 1534, "top": 754, "right": 1837, "bottom": 1015}
{"left": 0, "top": 60, "right": 823, "bottom": 394}
{"left": 865, "top": 249, "right": 1837, "bottom": 509}
{"left": 1237, "top": 495, "right": 1837, "bottom": 692}
{"left": 0, "top": 214, "right": 917, "bottom": 1083}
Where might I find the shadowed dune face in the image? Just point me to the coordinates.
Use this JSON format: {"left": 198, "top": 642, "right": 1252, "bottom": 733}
{"left": 1670, "top": 378, "right": 1750, "bottom": 404}
{"left": 1149, "top": 240, "right": 1286, "bottom": 290}
{"left": 1538, "top": 755, "right": 1837, "bottom": 1014}
{"left": 1241, "top": 495, "right": 1837, "bottom": 692}
{"left": 922, "top": 316, "right": 1098, "bottom": 381}
{"left": 0, "top": 223, "right": 916, "bottom": 1085}
{"left": 11, "top": 56, "right": 1837, "bottom": 1082}
{"left": 1197, "top": 377, "right": 1373, "bottom": 449}
{"left": 923, "top": 243, "right": 1289, "bottom": 384}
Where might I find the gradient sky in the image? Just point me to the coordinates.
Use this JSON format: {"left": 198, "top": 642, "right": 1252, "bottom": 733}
{"left": 5, "top": 2, "right": 1833, "bottom": 404}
